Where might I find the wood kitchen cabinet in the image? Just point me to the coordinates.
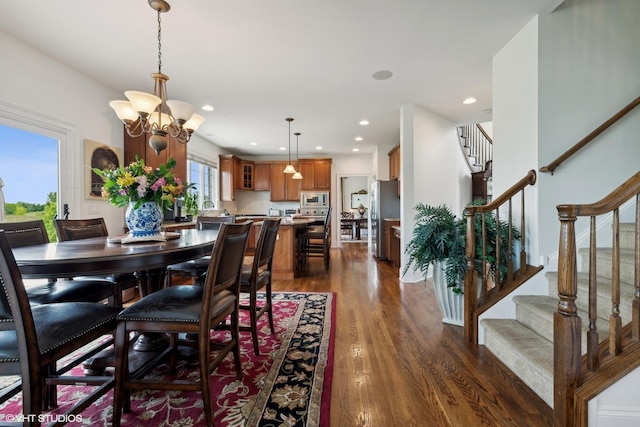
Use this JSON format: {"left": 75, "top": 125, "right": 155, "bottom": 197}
{"left": 240, "top": 161, "right": 254, "bottom": 190}
{"left": 269, "top": 162, "right": 300, "bottom": 201}
{"left": 124, "top": 130, "right": 187, "bottom": 183}
{"left": 299, "top": 159, "right": 331, "bottom": 190}
{"left": 388, "top": 143, "right": 400, "bottom": 180}
{"left": 254, "top": 163, "right": 270, "bottom": 191}
{"left": 383, "top": 219, "right": 400, "bottom": 262}
{"left": 220, "top": 155, "right": 257, "bottom": 201}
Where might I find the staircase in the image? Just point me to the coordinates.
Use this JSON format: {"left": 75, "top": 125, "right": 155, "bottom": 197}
{"left": 457, "top": 124, "right": 493, "bottom": 201}
{"left": 481, "top": 223, "right": 637, "bottom": 408}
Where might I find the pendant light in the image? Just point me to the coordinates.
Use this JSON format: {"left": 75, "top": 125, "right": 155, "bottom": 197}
{"left": 292, "top": 132, "right": 303, "bottom": 180}
{"left": 109, "top": 0, "right": 204, "bottom": 155}
{"left": 283, "top": 117, "right": 296, "bottom": 173}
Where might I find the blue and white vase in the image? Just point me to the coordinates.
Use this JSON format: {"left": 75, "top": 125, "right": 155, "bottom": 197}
{"left": 125, "top": 201, "right": 163, "bottom": 240}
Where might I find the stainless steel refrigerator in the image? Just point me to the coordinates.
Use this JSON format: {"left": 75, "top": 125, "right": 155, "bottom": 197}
{"left": 369, "top": 180, "right": 400, "bottom": 259}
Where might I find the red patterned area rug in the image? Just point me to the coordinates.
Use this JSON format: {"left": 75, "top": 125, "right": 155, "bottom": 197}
{"left": 0, "top": 292, "right": 335, "bottom": 427}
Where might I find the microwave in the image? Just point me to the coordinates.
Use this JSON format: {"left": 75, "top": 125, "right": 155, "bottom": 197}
{"left": 300, "top": 191, "right": 329, "bottom": 208}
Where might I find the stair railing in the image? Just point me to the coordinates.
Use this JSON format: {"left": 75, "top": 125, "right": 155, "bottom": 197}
{"left": 555, "top": 171, "right": 640, "bottom": 427}
{"left": 540, "top": 95, "right": 640, "bottom": 175}
{"left": 463, "top": 170, "right": 541, "bottom": 343}
{"left": 457, "top": 123, "right": 493, "bottom": 173}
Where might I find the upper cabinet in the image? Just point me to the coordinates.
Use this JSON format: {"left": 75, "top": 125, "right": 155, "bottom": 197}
{"left": 299, "top": 159, "right": 331, "bottom": 190}
{"left": 388, "top": 143, "right": 400, "bottom": 180}
{"left": 269, "top": 162, "right": 300, "bottom": 201}
{"left": 254, "top": 163, "right": 270, "bottom": 191}
{"left": 124, "top": 129, "right": 187, "bottom": 184}
{"left": 219, "top": 154, "right": 237, "bottom": 202}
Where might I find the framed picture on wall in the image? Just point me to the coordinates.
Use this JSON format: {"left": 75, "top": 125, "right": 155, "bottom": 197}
{"left": 351, "top": 193, "right": 368, "bottom": 209}
{"left": 84, "top": 139, "right": 122, "bottom": 200}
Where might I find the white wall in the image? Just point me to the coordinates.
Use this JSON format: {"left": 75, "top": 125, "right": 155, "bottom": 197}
{"left": 400, "top": 104, "right": 469, "bottom": 283}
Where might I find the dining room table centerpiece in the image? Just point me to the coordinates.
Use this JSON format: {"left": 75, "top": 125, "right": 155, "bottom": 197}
{"left": 93, "top": 156, "right": 187, "bottom": 242}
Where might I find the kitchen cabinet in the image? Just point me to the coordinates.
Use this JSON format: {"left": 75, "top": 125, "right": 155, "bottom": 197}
{"left": 220, "top": 155, "right": 257, "bottom": 201}
{"left": 299, "top": 159, "right": 331, "bottom": 190}
{"left": 124, "top": 129, "right": 187, "bottom": 184}
{"left": 241, "top": 161, "right": 254, "bottom": 190}
{"left": 383, "top": 219, "right": 400, "bottom": 262}
{"left": 254, "top": 163, "right": 270, "bottom": 191}
{"left": 269, "top": 162, "right": 300, "bottom": 201}
{"left": 388, "top": 143, "right": 400, "bottom": 180}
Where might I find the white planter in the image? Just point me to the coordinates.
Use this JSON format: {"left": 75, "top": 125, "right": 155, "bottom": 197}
{"left": 432, "top": 259, "right": 464, "bottom": 326}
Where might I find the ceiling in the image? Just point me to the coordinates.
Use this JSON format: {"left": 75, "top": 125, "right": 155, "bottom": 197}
{"left": 0, "top": 1, "right": 558, "bottom": 157}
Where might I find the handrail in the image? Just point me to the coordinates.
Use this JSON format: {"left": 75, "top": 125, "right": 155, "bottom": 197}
{"left": 463, "top": 170, "right": 540, "bottom": 343}
{"left": 476, "top": 123, "right": 492, "bottom": 144}
{"left": 540, "top": 95, "right": 640, "bottom": 174}
{"left": 554, "top": 170, "right": 640, "bottom": 426}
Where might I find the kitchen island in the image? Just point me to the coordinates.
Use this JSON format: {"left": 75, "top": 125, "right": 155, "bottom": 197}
{"left": 254, "top": 217, "right": 315, "bottom": 280}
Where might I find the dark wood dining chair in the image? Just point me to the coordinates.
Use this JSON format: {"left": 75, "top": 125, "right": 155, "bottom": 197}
{"left": 54, "top": 217, "right": 140, "bottom": 307}
{"left": 112, "top": 221, "right": 252, "bottom": 427}
{"left": 0, "top": 230, "right": 119, "bottom": 421}
{"left": 297, "top": 207, "right": 332, "bottom": 275}
{"left": 165, "top": 215, "right": 237, "bottom": 286}
{"left": 0, "top": 219, "right": 120, "bottom": 306}
{"left": 238, "top": 217, "right": 281, "bottom": 355}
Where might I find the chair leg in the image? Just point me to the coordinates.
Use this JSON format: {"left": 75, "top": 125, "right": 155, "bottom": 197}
{"left": 198, "top": 331, "right": 214, "bottom": 427}
{"left": 266, "top": 282, "right": 274, "bottom": 333}
{"left": 249, "top": 291, "right": 260, "bottom": 356}
{"left": 230, "top": 307, "right": 242, "bottom": 380}
{"left": 112, "top": 322, "right": 130, "bottom": 427}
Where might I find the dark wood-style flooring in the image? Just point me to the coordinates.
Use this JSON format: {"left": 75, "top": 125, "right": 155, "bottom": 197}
{"left": 275, "top": 242, "right": 553, "bottom": 427}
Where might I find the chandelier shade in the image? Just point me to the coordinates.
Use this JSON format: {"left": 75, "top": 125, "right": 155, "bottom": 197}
{"left": 283, "top": 117, "right": 296, "bottom": 174}
{"left": 109, "top": 0, "right": 203, "bottom": 155}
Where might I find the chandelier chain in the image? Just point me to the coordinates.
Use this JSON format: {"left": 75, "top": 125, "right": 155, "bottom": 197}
{"left": 157, "top": 9, "right": 162, "bottom": 74}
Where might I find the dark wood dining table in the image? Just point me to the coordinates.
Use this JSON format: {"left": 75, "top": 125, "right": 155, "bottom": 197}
{"left": 11, "top": 228, "right": 218, "bottom": 374}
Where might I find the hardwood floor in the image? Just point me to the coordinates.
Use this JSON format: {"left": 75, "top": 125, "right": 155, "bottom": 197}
{"left": 273, "top": 242, "right": 553, "bottom": 427}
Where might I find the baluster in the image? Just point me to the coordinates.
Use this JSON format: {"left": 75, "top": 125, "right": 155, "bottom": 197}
{"left": 633, "top": 194, "right": 640, "bottom": 339}
{"left": 495, "top": 207, "right": 501, "bottom": 288}
{"left": 507, "top": 198, "right": 513, "bottom": 282}
{"left": 464, "top": 208, "right": 478, "bottom": 343}
{"left": 587, "top": 216, "right": 599, "bottom": 371}
{"left": 482, "top": 213, "right": 488, "bottom": 294}
{"left": 519, "top": 187, "right": 527, "bottom": 275}
{"left": 554, "top": 209, "right": 581, "bottom": 427}
{"left": 610, "top": 209, "right": 622, "bottom": 355}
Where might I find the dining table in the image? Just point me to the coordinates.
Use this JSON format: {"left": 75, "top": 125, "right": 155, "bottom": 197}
{"left": 11, "top": 228, "right": 219, "bottom": 375}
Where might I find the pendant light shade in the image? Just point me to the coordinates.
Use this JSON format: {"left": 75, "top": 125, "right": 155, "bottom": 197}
{"left": 283, "top": 117, "right": 296, "bottom": 173}
{"left": 292, "top": 132, "right": 303, "bottom": 180}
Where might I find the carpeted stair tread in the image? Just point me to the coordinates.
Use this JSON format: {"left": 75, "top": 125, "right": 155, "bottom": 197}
{"left": 513, "top": 295, "right": 608, "bottom": 354}
{"left": 578, "top": 247, "right": 637, "bottom": 284}
{"left": 619, "top": 223, "right": 637, "bottom": 250}
{"left": 481, "top": 318, "right": 553, "bottom": 407}
{"left": 545, "top": 271, "right": 634, "bottom": 324}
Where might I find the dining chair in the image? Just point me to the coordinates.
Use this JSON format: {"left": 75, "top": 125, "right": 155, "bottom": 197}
{"left": 165, "top": 215, "right": 237, "bottom": 286}
{"left": 238, "top": 217, "right": 281, "bottom": 355}
{"left": 53, "top": 217, "right": 140, "bottom": 307}
{"left": 112, "top": 220, "right": 252, "bottom": 427}
{"left": 0, "top": 219, "right": 120, "bottom": 306}
{"left": 0, "top": 230, "right": 119, "bottom": 420}
{"left": 340, "top": 211, "right": 354, "bottom": 239}
{"left": 297, "top": 207, "right": 332, "bottom": 275}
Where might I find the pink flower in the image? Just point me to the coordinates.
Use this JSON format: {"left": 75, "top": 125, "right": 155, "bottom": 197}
{"left": 151, "top": 177, "right": 166, "bottom": 191}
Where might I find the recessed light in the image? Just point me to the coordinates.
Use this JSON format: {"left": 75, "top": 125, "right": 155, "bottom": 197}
{"left": 315, "top": 146, "right": 323, "bottom": 150}
{"left": 250, "top": 142, "right": 258, "bottom": 146}
{"left": 372, "top": 70, "right": 393, "bottom": 80}
{"left": 463, "top": 97, "right": 477, "bottom": 105}
{"left": 359, "top": 120, "right": 369, "bottom": 126}
{"left": 279, "top": 147, "right": 286, "bottom": 151}
{"left": 352, "top": 148, "right": 360, "bottom": 152}
{"left": 201, "top": 105, "right": 214, "bottom": 111}
{"left": 354, "top": 136, "right": 363, "bottom": 142}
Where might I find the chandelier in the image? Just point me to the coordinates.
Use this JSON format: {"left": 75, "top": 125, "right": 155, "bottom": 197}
{"left": 109, "top": 0, "right": 204, "bottom": 155}
{"left": 292, "top": 132, "right": 303, "bottom": 180}
{"left": 283, "top": 118, "right": 296, "bottom": 174}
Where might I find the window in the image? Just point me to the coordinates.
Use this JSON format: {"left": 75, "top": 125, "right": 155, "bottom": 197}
{"left": 187, "top": 157, "right": 218, "bottom": 210}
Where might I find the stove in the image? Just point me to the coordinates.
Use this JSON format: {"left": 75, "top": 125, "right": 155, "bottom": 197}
{"left": 299, "top": 207, "right": 329, "bottom": 225}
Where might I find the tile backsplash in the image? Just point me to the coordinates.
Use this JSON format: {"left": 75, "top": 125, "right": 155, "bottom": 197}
{"left": 221, "top": 190, "right": 299, "bottom": 215}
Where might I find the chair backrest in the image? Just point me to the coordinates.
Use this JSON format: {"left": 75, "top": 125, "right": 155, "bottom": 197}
{"left": 252, "top": 218, "right": 281, "bottom": 277}
{"left": 0, "top": 220, "right": 50, "bottom": 248}
{"left": 196, "top": 215, "right": 236, "bottom": 231}
{"left": 54, "top": 218, "right": 109, "bottom": 241}
{"left": 323, "top": 207, "right": 332, "bottom": 230}
{"left": 200, "top": 221, "right": 251, "bottom": 321}
{"left": 0, "top": 231, "right": 37, "bottom": 359}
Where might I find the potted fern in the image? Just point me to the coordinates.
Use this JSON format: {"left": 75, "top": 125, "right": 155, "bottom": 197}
{"left": 403, "top": 202, "right": 518, "bottom": 326}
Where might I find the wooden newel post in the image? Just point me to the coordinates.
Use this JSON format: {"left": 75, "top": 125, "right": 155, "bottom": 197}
{"left": 554, "top": 209, "right": 581, "bottom": 427}
{"left": 464, "top": 209, "right": 477, "bottom": 343}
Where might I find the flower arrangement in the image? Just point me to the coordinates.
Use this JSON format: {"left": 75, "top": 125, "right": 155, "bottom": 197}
{"left": 93, "top": 156, "right": 187, "bottom": 211}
